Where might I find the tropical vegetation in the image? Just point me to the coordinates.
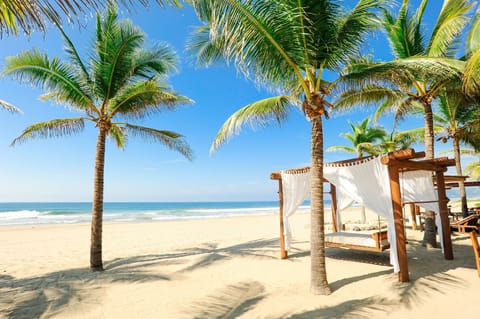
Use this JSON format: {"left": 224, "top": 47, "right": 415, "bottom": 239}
{"left": 335, "top": 0, "right": 475, "bottom": 248}
{"left": 188, "top": 0, "right": 384, "bottom": 294}
{"left": 327, "top": 117, "right": 386, "bottom": 157}
{"left": 0, "top": 0, "right": 184, "bottom": 36}
{"left": 3, "top": 5, "right": 193, "bottom": 271}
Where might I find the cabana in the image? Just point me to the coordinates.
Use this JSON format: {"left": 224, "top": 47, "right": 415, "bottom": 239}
{"left": 270, "top": 149, "right": 455, "bottom": 282}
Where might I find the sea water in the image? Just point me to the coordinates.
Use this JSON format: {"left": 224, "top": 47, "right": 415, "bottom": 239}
{"left": 0, "top": 201, "right": 328, "bottom": 226}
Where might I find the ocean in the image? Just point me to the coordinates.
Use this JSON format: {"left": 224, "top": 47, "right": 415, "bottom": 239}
{"left": 0, "top": 201, "right": 327, "bottom": 226}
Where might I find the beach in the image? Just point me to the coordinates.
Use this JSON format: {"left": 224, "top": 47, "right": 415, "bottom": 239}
{"left": 1, "top": 207, "right": 479, "bottom": 319}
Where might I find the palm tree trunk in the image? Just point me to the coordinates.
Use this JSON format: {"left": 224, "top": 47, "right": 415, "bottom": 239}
{"left": 424, "top": 102, "right": 435, "bottom": 160}
{"left": 90, "top": 126, "right": 107, "bottom": 271}
{"left": 310, "top": 116, "right": 331, "bottom": 295}
{"left": 453, "top": 137, "right": 468, "bottom": 217}
{"left": 422, "top": 101, "right": 437, "bottom": 248}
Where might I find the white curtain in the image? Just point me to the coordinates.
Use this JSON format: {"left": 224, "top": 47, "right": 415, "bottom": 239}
{"left": 281, "top": 170, "right": 311, "bottom": 250}
{"left": 400, "top": 170, "right": 444, "bottom": 251}
{"left": 324, "top": 156, "right": 400, "bottom": 272}
{"left": 336, "top": 191, "right": 355, "bottom": 231}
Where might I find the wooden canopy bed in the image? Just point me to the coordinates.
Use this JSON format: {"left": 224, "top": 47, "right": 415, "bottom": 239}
{"left": 325, "top": 230, "right": 390, "bottom": 252}
{"left": 271, "top": 149, "right": 456, "bottom": 283}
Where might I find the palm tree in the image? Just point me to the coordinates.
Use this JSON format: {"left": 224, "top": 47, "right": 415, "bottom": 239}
{"left": 4, "top": 5, "right": 193, "bottom": 271}
{"left": 436, "top": 90, "right": 479, "bottom": 216}
{"left": 0, "top": 0, "right": 184, "bottom": 36}
{"left": 188, "top": 0, "right": 383, "bottom": 295}
{"left": 377, "top": 127, "right": 423, "bottom": 153}
{"left": 336, "top": 0, "right": 473, "bottom": 248}
{"left": 338, "top": 0, "right": 473, "bottom": 159}
{"left": 327, "top": 117, "right": 386, "bottom": 157}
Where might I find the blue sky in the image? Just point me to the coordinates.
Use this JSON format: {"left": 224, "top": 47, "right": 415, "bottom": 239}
{"left": 0, "top": 1, "right": 474, "bottom": 202}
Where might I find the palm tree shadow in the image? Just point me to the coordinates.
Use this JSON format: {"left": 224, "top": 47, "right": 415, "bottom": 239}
{"left": 0, "top": 238, "right": 279, "bottom": 319}
{"left": 0, "top": 258, "right": 171, "bottom": 319}
{"left": 185, "top": 281, "right": 266, "bottom": 319}
{"left": 390, "top": 237, "right": 474, "bottom": 308}
{"left": 178, "top": 238, "right": 279, "bottom": 273}
{"left": 280, "top": 296, "right": 395, "bottom": 319}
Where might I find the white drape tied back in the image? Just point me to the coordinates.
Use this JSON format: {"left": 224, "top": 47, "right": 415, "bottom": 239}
{"left": 281, "top": 169, "right": 311, "bottom": 251}
{"left": 400, "top": 170, "right": 443, "bottom": 251}
{"left": 323, "top": 156, "right": 400, "bottom": 272}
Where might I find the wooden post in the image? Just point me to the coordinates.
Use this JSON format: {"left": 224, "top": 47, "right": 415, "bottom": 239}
{"left": 470, "top": 232, "right": 480, "bottom": 277}
{"left": 435, "top": 171, "right": 453, "bottom": 260}
{"left": 388, "top": 165, "right": 409, "bottom": 282}
{"left": 278, "top": 179, "right": 288, "bottom": 259}
{"left": 330, "top": 183, "right": 338, "bottom": 232}
{"left": 409, "top": 203, "right": 418, "bottom": 231}
{"left": 415, "top": 205, "right": 423, "bottom": 231}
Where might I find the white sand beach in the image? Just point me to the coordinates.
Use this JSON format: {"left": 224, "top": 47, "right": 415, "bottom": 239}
{"left": 1, "top": 207, "right": 479, "bottom": 318}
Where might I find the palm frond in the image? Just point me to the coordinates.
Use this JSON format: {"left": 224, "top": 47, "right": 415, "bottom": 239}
{"left": 11, "top": 118, "right": 85, "bottom": 146}
{"left": 326, "top": 145, "right": 356, "bottom": 154}
{"left": 464, "top": 160, "right": 480, "bottom": 180}
{"left": 466, "top": 10, "right": 480, "bottom": 56}
{"left": 108, "top": 79, "right": 193, "bottom": 119}
{"left": 322, "top": 0, "right": 384, "bottom": 70}
{"left": 427, "top": 0, "right": 474, "bottom": 57}
{"left": 108, "top": 123, "right": 127, "bottom": 149}
{"left": 0, "top": 0, "right": 187, "bottom": 37}
{"left": 131, "top": 44, "right": 179, "bottom": 79}
{"left": 4, "top": 49, "right": 94, "bottom": 110}
{"left": 93, "top": 5, "right": 146, "bottom": 100}
{"left": 464, "top": 50, "right": 480, "bottom": 96}
{"left": 381, "top": 0, "right": 425, "bottom": 59}
{"left": 123, "top": 124, "right": 193, "bottom": 160}
{"left": 210, "top": 95, "right": 292, "bottom": 153}
{"left": 190, "top": 0, "right": 305, "bottom": 91}
{"left": 0, "top": 99, "right": 22, "bottom": 114}
{"left": 334, "top": 85, "right": 403, "bottom": 111}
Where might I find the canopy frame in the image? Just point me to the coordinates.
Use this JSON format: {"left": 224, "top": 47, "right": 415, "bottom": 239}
{"left": 270, "top": 149, "right": 456, "bottom": 283}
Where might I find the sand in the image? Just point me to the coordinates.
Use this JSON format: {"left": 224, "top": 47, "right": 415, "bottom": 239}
{"left": 1, "top": 207, "right": 479, "bottom": 318}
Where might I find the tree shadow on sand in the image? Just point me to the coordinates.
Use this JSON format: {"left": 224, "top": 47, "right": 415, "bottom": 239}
{"left": 0, "top": 259, "right": 170, "bottom": 319}
{"left": 185, "top": 281, "right": 266, "bottom": 319}
{"left": 0, "top": 238, "right": 279, "bottom": 319}
{"left": 389, "top": 236, "right": 475, "bottom": 309}
{"left": 177, "top": 238, "right": 279, "bottom": 273}
{"left": 280, "top": 297, "right": 395, "bottom": 319}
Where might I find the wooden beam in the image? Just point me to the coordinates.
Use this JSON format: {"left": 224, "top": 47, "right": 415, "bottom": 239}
{"left": 409, "top": 203, "right": 418, "bottom": 231}
{"left": 382, "top": 148, "right": 425, "bottom": 161}
{"left": 331, "top": 184, "right": 338, "bottom": 232}
{"left": 436, "top": 171, "right": 453, "bottom": 260}
{"left": 381, "top": 157, "right": 447, "bottom": 172}
{"left": 278, "top": 179, "right": 288, "bottom": 259}
{"left": 388, "top": 165, "right": 410, "bottom": 282}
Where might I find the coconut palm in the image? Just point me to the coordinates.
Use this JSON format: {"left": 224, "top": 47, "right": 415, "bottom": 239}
{"left": 377, "top": 127, "right": 424, "bottom": 153}
{"left": 188, "top": 0, "right": 383, "bottom": 294}
{"left": 436, "top": 89, "right": 480, "bottom": 216}
{"left": 338, "top": 0, "right": 473, "bottom": 159}
{"left": 4, "top": 5, "right": 193, "bottom": 271}
{"left": 335, "top": 0, "right": 473, "bottom": 248}
{"left": 327, "top": 117, "right": 386, "bottom": 157}
{"left": 0, "top": 0, "right": 184, "bottom": 36}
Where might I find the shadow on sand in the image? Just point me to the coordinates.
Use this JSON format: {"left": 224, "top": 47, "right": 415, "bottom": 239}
{"left": 0, "top": 238, "right": 279, "bottom": 319}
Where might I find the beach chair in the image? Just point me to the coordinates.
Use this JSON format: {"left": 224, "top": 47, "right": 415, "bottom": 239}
{"left": 450, "top": 214, "right": 479, "bottom": 233}
{"left": 470, "top": 232, "right": 480, "bottom": 278}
